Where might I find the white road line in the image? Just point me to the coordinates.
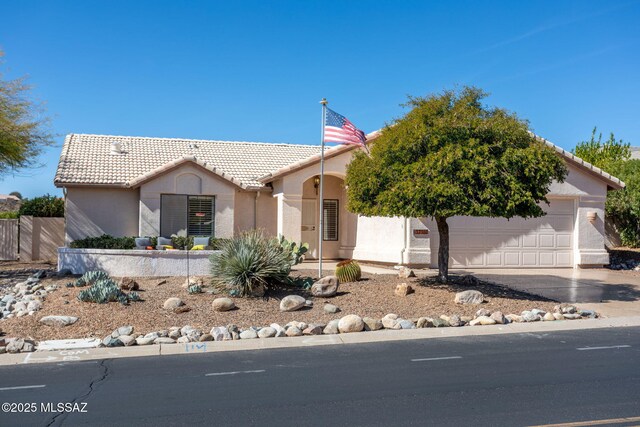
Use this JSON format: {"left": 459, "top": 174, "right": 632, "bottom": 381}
{"left": 0, "top": 385, "right": 46, "bottom": 391}
{"left": 576, "top": 345, "right": 631, "bottom": 351}
{"left": 411, "top": 356, "right": 463, "bottom": 362}
{"left": 205, "top": 369, "right": 266, "bottom": 377}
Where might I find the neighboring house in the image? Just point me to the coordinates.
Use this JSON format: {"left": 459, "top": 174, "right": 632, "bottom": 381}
{"left": 631, "top": 147, "right": 640, "bottom": 159}
{"left": 54, "top": 133, "right": 624, "bottom": 269}
{"left": 0, "top": 194, "right": 21, "bottom": 213}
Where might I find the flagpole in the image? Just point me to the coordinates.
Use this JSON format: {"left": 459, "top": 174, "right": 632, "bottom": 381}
{"left": 318, "top": 98, "right": 327, "bottom": 278}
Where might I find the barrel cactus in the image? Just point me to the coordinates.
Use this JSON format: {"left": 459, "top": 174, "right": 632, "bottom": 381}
{"left": 335, "top": 260, "right": 361, "bottom": 283}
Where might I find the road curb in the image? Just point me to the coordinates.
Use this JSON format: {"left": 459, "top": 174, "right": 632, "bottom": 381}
{"left": 3, "top": 316, "right": 640, "bottom": 367}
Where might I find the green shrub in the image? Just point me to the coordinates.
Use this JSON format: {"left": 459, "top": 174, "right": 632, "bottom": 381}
{"left": 335, "top": 259, "right": 361, "bottom": 282}
{"left": 68, "top": 270, "right": 140, "bottom": 305}
{"left": 18, "top": 194, "right": 64, "bottom": 217}
{"left": 70, "top": 234, "right": 136, "bottom": 249}
{"left": 210, "top": 229, "right": 295, "bottom": 297}
{"left": 607, "top": 160, "right": 640, "bottom": 247}
{"left": 0, "top": 211, "right": 18, "bottom": 219}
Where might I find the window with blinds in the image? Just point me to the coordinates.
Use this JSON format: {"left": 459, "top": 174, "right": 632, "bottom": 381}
{"left": 323, "top": 199, "right": 339, "bottom": 241}
{"left": 188, "top": 196, "right": 215, "bottom": 236}
{"left": 160, "top": 194, "right": 215, "bottom": 237}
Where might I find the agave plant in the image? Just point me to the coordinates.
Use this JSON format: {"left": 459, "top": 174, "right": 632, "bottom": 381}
{"left": 73, "top": 270, "right": 141, "bottom": 305}
{"left": 210, "top": 229, "right": 293, "bottom": 297}
{"left": 335, "top": 259, "right": 362, "bottom": 283}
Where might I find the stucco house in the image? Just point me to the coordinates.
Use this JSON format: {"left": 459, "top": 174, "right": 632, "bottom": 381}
{"left": 54, "top": 133, "right": 624, "bottom": 269}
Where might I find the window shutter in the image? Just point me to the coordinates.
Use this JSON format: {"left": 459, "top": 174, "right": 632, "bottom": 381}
{"left": 323, "top": 199, "right": 338, "bottom": 241}
{"left": 160, "top": 195, "right": 188, "bottom": 237}
{"left": 188, "top": 196, "right": 215, "bottom": 236}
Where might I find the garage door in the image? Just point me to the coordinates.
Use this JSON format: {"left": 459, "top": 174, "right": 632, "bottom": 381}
{"left": 447, "top": 198, "right": 575, "bottom": 268}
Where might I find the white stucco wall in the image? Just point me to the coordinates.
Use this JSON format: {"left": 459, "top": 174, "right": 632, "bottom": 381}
{"left": 138, "top": 163, "right": 236, "bottom": 238}
{"left": 65, "top": 187, "right": 140, "bottom": 243}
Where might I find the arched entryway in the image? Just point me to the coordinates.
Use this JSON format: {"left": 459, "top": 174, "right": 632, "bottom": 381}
{"left": 300, "top": 174, "right": 357, "bottom": 259}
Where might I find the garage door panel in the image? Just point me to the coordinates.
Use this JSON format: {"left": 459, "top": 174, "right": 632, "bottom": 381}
{"left": 446, "top": 198, "right": 575, "bottom": 268}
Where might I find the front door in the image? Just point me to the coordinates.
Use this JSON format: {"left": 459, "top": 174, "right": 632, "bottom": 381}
{"left": 301, "top": 198, "right": 318, "bottom": 259}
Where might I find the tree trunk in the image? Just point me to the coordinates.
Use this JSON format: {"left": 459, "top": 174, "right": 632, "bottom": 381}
{"left": 436, "top": 216, "right": 449, "bottom": 283}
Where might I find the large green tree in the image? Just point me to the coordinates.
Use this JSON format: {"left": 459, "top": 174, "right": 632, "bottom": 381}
{"left": 345, "top": 87, "right": 567, "bottom": 282}
{"left": 0, "top": 51, "right": 54, "bottom": 176}
{"left": 572, "top": 127, "right": 630, "bottom": 173}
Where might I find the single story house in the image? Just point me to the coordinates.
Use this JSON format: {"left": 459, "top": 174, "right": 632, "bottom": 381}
{"left": 54, "top": 132, "right": 624, "bottom": 269}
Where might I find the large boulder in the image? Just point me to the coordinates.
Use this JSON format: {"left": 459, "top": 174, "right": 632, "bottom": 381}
{"left": 39, "top": 315, "right": 78, "bottom": 327}
{"left": 323, "top": 320, "right": 340, "bottom": 334}
{"left": 363, "top": 317, "right": 383, "bottom": 331}
{"left": 212, "top": 298, "right": 235, "bottom": 312}
{"left": 280, "top": 295, "right": 306, "bottom": 312}
{"left": 338, "top": 315, "right": 364, "bottom": 333}
{"left": 454, "top": 290, "right": 484, "bottom": 304}
{"left": 310, "top": 276, "right": 339, "bottom": 298}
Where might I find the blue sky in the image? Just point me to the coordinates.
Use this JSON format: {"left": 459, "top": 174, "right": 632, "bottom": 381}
{"left": 1, "top": 0, "right": 639, "bottom": 198}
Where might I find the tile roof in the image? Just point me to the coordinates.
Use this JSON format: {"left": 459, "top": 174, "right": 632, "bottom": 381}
{"left": 54, "top": 134, "right": 323, "bottom": 190}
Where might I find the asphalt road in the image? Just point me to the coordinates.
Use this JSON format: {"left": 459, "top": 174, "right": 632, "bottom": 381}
{"left": 1, "top": 327, "right": 640, "bottom": 427}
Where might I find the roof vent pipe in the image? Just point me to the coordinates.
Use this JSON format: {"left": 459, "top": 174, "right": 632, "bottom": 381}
{"left": 110, "top": 141, "right": 122, "bottom": 155}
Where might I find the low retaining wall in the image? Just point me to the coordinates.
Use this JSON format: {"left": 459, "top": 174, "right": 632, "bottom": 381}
{"left": 58, "top": 248, "right": 220, "bottom": 277}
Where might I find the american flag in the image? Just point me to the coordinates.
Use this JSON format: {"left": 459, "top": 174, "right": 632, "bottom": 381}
{"left": 324, "top": 108, "right": 366, "bottom": 146}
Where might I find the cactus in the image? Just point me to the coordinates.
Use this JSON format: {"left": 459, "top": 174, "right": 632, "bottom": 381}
{"left": 335, "top": 259, "right": 361, "bottom": 283}
{"left": 73, "top": 270, "right": 141, "bottom": 305}
{"left": 278, "top": 235, "right": 309, "bottom": 266}
{"left": 188, "top": 284, "right": 203, "bottom": 294}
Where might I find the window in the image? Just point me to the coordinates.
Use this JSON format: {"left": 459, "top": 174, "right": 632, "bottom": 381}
{"left": 323, "top": 199, "right": 338, "bottom": 241}
{"left": 160, "top": 194, "right": 215, "bottom": 237}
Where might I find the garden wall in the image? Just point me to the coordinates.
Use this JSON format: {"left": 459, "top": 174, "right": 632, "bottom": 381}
{"left": 58, "top": 248, "right": 219, "bottom": 277}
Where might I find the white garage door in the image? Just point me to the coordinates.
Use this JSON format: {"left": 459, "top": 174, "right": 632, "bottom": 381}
{"left": 447, "top": 198, "right": 575, "bottom": 268}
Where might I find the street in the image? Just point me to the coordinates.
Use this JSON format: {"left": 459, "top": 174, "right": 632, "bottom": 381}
{"left": 1, "top": 326, "right": 639, "bottom": 426}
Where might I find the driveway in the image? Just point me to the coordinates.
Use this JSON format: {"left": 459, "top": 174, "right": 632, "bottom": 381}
{"left": 455, "top": 268, "right": 640, "bottom": 317}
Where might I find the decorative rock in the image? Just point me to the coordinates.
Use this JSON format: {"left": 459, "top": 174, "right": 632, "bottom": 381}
{"left": 363, "top": 317, "right": 383, "bottom": 331}
{"left": 382, "top": 314, "right": 399, "bottom": 329}
{"left": 286, "top": 321, "right": 308, "bottom": 330}
{"left": 454, "top": 290, "right": 484, "bottom": 304}
{"left": 521, "top": 311, "right": 540, "bottom": 322}
{"left": 144, "top": 332, "right": 160, "bottom": 340}
{"left": 40, "top": 315, "right": 78, "bottom": 327}
{"left": 490, "top": 311, "right": 506, "bottom": 325}
{"left": 394, "top": 283, "right": 414, "bottom": 297}
{"left": 227, "top": 324, "right": 240, "bottom": 340}
{"left": 119, "top": 335, "right": 136, "bottom": 346}
{"left": 311, "top": 276, "right": 339, "bottom": 297}
{"left": 580, "top": 309, "right": 597, "bottom": 319}
{"left": 476, "top": 308, "right": 491, "bottom": 317}
{"left": 323, "top": 320, "right": 340, "bottom": 334}
{"left": 448, "top": 315, "right": 463, "bottom": 327}
{"left": 270, "top": 323, "right": 286, "bottom": 337}
{"left": 21, "top": 341, "right": 35, "bottom": 352}
{"left": 285, "top": 326, "right": 303, "bottom": 337}
{"left": 398, "top": 319, "right": 416, "bottom": 329}
{"left": 305, "top": 300, "right": 314, "bottom": 308}
{"left": 543, "top": 312, "right": 555, "bottom": 321}
{"left": 209, "top": 326, "right": 229, "bottom": 341}
{"left": 338, "top": 315, "right": 364, "bottom": 333}
{"left": 506, "top": 314, "right": 524, "bottom": 323}
{"left": 212, "top": 297, "right": 236, "bottom": 312}
{"left": 119, "top": 277, "right": 139, "bottom": 291}
{"left": 199, "top": 333, "right": 214, "bottom": 342}
{"left": 416, "top": 317, "right": 432, "bottom": 328}
{"left": 431, "top": 318, "right": 449, "bottom": 328}
{"left": 397, "top": 266, "right": 416, "bottom": 279}
{"left": 561, "top": 306, "right": 577, "bottom": 314}
{"left": 324, "top": 304, "right": 340, "bottom": 314}
{"left": 169, "top": 329, "right": 181, "bottom": 339}
{"left": 531, "top": 309, "right": 546, "bottom": 317}
{"left": 163, "top": 298, "right": 184, "bottom": 311}
{"left": 553, "top": 313, "right": 564, "bottom": 320}
{"left": 154, "top": 337, "right": 176, "bottom": 344}
{"left": 258, "top": 327, "right": 277, "bottom": 338}
{"left": 563, "top": 313, "right": 581, "bottom": 320}
{"left": 112, "top": 325, "right": 134, "bottom": 338}
{"left": 303, "top": 324, "right": 324, "bottom": 335}
{"left": 102, "top": 337, "right": 123, "bottom": 347}
{"left": 6, "top": 339, "right": 24, "bottom": 353}
{"left": 460, "top": 315, "right": 474, "bottom": 323}
{"left": 469, "top": 316, "right": 495, "bottom": 326}
{"left": 240, "top": 330, "right": 258, "bottom": 339}
{"left": 26, "top": 300, "right": 42, "bottom": 312}
{"left": 280, "top": 295, "right": 306, "bottom": 312}
{"left": 176, "top": 336, "right": 190, "bottom": 343}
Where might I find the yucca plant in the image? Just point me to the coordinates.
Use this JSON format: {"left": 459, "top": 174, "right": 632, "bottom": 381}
{"left": 335, "top": 259, "right": 361, "bottom": 283}
{"left": 210, "top": 229, "right": 293, "bottom": 297}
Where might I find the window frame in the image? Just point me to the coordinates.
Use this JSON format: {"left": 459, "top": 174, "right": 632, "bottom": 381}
{"left": 322, "top": 199, "right": 339, "bottom": 241}
{"left": 159, "top": 193, "right": 216, "bottom": 238}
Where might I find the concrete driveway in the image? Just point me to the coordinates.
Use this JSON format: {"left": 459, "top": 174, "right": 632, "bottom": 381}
{"left": 455, "top": 268, "right": 640, "bottom": 317}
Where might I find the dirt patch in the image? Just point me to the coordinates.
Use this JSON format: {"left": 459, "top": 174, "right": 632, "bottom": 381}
{"left": 0, "top": 266, "right": 560, "bottom": 341}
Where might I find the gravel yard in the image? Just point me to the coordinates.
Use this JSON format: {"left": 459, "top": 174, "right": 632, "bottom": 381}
{"left": 0, "top": 261, "right": 559, "bottom": 341}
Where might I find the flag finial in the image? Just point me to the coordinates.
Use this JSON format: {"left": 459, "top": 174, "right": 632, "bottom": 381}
{"left": 320, "top": 98, "right": 328, "bottom": 105}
